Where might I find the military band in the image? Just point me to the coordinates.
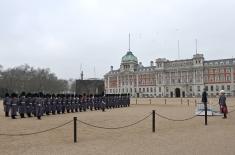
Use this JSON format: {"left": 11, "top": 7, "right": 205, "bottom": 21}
{"left": 2, "top": 92, "right": 130, "bottom": 120}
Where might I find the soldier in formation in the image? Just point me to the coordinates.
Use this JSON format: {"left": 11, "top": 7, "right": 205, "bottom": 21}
{"left": 2, "top": 92, "right": 130, "bottom": 120}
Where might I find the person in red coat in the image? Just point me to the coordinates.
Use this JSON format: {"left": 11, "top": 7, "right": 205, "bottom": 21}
{"left": 219, "top": 90, "right": 228, "bottom": 119}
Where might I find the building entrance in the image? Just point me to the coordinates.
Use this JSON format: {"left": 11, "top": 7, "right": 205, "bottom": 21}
{"left": 175, "top": 88, "right": 180, "bottom": 98}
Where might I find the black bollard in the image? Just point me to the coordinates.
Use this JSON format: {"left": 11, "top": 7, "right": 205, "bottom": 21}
{"left": 204, "top": 103, "right": 207, "bottom": 125}
{"left": 165, "top": 99, "right": 166, "bottom": 104}
{"left": 152, "top": 110, "right": 155, "bottom": 132}
{"left": 150, "top": 99, "right": 151, "bottom": 104}
{"left": 181, "top": 98, "right": 182, "bottom": 104}
{"left": 187, "top": 99, "right": 189, "bottom": 106}
{"left": 74, "top": 117, "right": 77, "bottom": 143}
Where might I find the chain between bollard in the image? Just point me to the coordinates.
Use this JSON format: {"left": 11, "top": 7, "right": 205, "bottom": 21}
{"left": 77, "top": 113, "right": 152, "bottom": 130}
{"left": 0, "top": 120, "right": 73, "bottom": 136}
{"left": 154, "top": 110, "right": 203, "bottom": 122}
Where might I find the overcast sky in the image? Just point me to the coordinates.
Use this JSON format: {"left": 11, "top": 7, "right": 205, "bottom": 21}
{"left": 0, "top": 0, "right": 235, "bottom": 79}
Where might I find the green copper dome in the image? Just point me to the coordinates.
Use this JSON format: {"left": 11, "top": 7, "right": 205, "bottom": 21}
{"left": 121, "top": 51, "right": 138, "bottom": 63}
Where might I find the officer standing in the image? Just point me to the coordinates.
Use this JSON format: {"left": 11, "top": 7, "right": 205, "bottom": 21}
{"left": 202, "top": 87, "right": 208, "bottom": 125}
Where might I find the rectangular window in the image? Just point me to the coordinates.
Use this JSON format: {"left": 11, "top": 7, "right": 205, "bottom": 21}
{"left": 159, "top": 87, "right": 161, "bottom": 92}
{"left": 227, "top": 85, "right": 230, "bottom": 91}
{"left": 221, "top": 85, "right": 225, "bottom": 90}
{"left": 139, "top": 88, "right": 141, "bottom": 92}
{"left": 190, "top": 86, "right": 192, "bottom": 92}
{"left": 211, "top": 85, "right": 214, "bottom": 91}
{"left": 143, "top": 88, "right": 145, "bottom": 92}
{"left": 216, "top": 85, "right": 219, "bottom": 91}
{"left": 147, "top": 88, "right": 149, "bottom": 92}
{"left": 197, "top": 86, "right": 200, "bottom": 92}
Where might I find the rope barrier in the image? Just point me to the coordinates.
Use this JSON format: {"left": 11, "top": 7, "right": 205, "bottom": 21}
{"left": 0, "top": 120, "right": 73, "bottom": 136}
{"left": 77, "top": 113, "right": 152, "bottom": 130}
{"left": 154, "top": 110, "right": 203, "bottom": 122}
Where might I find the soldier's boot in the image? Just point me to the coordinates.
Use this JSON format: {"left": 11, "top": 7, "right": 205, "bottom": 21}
{"left": 37, "top": 116, "right": 41, "bottom": 120}
{"left": 102, "top": 108, "right": 105, "bottom": 112}
{"left": 71, "top": 109, "right": 74, "bottom": 113}
{"left": 5, "top": 112, "right": 9, "bottom": 117}
{"left": 11, "top": 115, "right": 16, "bottom": 119}
{"left": 27, "top": 113, "right": 32, "bottom": 117}
{"left": 52, "top": 111, "right": 55, "bottom": 115}
{"left": 20, "top": 113, "right": 25, "bottom": 118}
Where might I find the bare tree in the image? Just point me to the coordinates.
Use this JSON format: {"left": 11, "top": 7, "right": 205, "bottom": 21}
{"left": 0, "top": 64, "right": 69, "bottom": 96}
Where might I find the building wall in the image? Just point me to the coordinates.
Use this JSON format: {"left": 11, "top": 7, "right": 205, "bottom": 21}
{"left": 104, "top": 54, "right": 235, "bottom": 97}
{"left": 76, "top": 80, "right": 104, "bottom": 95}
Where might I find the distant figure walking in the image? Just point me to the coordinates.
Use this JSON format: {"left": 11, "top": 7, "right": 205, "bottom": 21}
{"left": 201, "top": 87, "right": 208, "bottom": 105}
{"left": 219, "top": 90, "right": 228, "bottom": 119}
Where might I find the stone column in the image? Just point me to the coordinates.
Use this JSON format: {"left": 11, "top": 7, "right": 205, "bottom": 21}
{"left": 107, "top": 76, "right": 110, "bottom": 94}
{"left": 231, "top": 67, "right": 234, "bottom": 96}
{"left": 187, "top": 71, "right": 189, "bottom": 83}
{"left": 170, "top": 71, "right": 172, "bottom": 85}
{"left": 117, "top": 76, "right": 119, "bottom": 94}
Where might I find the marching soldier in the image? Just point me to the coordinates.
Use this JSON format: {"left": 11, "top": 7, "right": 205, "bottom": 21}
{"left": 44, "top": 94, "right": 51, "bottom": 115}
{"left": 10, "top": 93, "right": 18, "bottom": 119}
{"left": 78, "top": 95, "right": 82, "bottom": 112}
{"left": 56, "top": 94, "right": 62, "bottom": 114}
{"left": 51, "top": 94, "right": 57, "bottom": 115}
{"left": 61, "top": 94, "right": 66, "bottom": 114}
{"left": 101, "top": 96, "right": 106, "bottom": 112}
{"left": 35, "top": 93, "right": 43, "bottom": 120}
{"left": 66, "top": 94, "right": 71, "bottom": 113}
{"left": 26, "top": 93, "right": 33, "bottom": 117}
{"left": 82, "top": 95, "right": 87, "bottom": 112}
{"left": 18, "top": 92, "right": 27, "bottom": 118}
{"left": 74, "top": 94, "right": 79, "bottom": 112}
{"left": 31, "top": 93, "right": 37, "bottom": 117}
{"left": 71, "top": 94, "right": 75, "bottom": 113}
{"left": 3, "top": 93, "right": 11, "bottom": 117}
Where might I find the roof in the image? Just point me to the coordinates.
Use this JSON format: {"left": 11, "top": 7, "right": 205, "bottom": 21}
{"left": 121, "top": 51, "right": 138, "bottom": 63}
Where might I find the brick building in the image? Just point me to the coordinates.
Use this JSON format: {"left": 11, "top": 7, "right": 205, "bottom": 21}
{"left": 104, "top": 51, "right": 235, "bottom": 97}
